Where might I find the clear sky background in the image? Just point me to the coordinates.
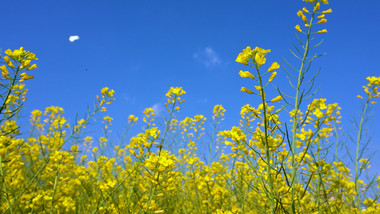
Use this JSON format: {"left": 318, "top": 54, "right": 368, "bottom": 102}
{"left": 2, "top": 0, "right": 379, "bottom": 174}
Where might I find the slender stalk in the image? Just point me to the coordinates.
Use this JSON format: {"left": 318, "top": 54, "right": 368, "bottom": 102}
{"left": 354, "top": 99, "right": 368, "bottom": 213}
{"left": 50, "top": 163, "right": 61, "bottom": 214}
{"left": 333, "top": 122, "right": 339, "bottom": 162}
{"left": 255, "top": 63, "right": 275, "bottom": 213}
{"left": 290, "top": 8, "right": 315, "bottom": 213}
{"left": 0, "top": 155, "right": 13, "bottom": 214}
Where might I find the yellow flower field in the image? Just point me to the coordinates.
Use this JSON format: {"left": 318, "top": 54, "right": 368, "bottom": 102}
{"left": 1, "top": 0, "right": 380, "bottom": 213}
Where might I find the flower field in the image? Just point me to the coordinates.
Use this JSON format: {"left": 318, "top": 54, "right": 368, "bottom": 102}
{"left": 1, "top": 0, "right": 380, "bottom": 213}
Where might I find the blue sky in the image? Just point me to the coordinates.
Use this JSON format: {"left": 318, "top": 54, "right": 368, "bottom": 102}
{"left": 2, "top": 0, "right": 380, "bottom": 173}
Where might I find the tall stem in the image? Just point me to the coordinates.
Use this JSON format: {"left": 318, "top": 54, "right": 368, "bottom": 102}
{"left": 355, "top": 99, "right": 368, "bottom": 213}
{"left": 290, "top": 10, "right": 315, "bottom": 213}
{"left": 256, "top": 64, "right": 275, "bottom": 213}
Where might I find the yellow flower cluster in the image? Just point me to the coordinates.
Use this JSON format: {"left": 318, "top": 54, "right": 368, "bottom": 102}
{"left": 1, "top": 47, "right": 38, "bottom": 82}
{"left": 295, "top": 1, "right": 332, "bottom": 34}
{"left": 359, "top": 76, "right": 380, "bottom": 103}
{"left": 236, "top": 46, "right": 271, "bottom": 67}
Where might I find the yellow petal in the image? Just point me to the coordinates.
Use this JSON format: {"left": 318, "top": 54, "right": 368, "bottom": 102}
{"left": 268, "top": 62, "right": 280, "bottom": 72}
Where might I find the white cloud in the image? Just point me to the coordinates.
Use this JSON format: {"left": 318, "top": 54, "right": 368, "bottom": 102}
{"left": 193, "top": 47, "right": 222, "bottom": 67}
{"left": 151, "top": 103, "right": 164, "bottom": 115}
{"left": 69, "top": 35, "right": 80, "bottom": 42}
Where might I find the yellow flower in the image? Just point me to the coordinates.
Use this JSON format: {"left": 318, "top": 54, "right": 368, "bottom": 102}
{"left": 297, "top": 10, "right": 304, "bottom": 17}
{"left": 322, "top": 9, "right": 333, "bottom": 14}
{"left": 270, "top": 95, "right": 282, "bottom": 102}
{"left": 301, "top": 15, "right": 308, "bottom": 24}
{"left": 317, "top": 14, "right": 325, "bottom": 19}
{"left": 239, "top": 70, "right": 255, "bottom": 79}
{"left": 268, "top": 62, "right": 280, "bottom": 72}
{"left": 5, "top": 48, "right": 23, "bottom": 59}
{"left": 366, "top": 76, "right": 380, "bottom": 85}
{"left": 0, "top": 65, "right": 9, "bottom": 79}
{"left": 254, "top": 85, "right": 262, "bottom": 91}
{"left": 302, "top": 7, "right": 309, "bottom": 13}
{"left": 317, "top": 29, "right": 328, "bottom": 33}
{"left": 3, "top": 56, "right": 15, "bottom": 68}
{"left": 236, "top": 46, "right": 270, "bottom": 67}
{"left": 317, "top": 19, "right": 327, "bottom": 24}
{"left": 101, "top": 87, "right": 109, "bottom": 96}
{"left": 313, "top": 108, "right": 324, "bottom": 119}
{"left": 253, "top": 47, "right": 271, "bottom": 54}
{"left": 321, "top": 0, "right": 329, "bottom": 4}
{"left": 166, "top": 87, "right": 186, "bottom": 98}
{"left": 19, "top": 72, "right": 34, "bottom": 82}
{"left": 236, "top": 53, "right": 248, "bottom": 65}
{"left": 295, "top": 25, "right": 302, "bottom": 32}
{"left": 357, "top": 95, "right": 363, "bottom": 99}
{"left": 128, "top": 115, "right": 138, "bottom": 124}
{"left": 235, "top": 46, "right": 254, "bottom": 65}
{"left": 26, "top": 64, "right": 38, "bottom": 70}
{"left": 241, "top": 87, "right": 253, "bottom": 94}
{"left": 314, "top": 2, "right": 320, "bottom": 12}
{"left": 255, "top": 53, "right": 266, "bottom": 66}
{"left": 103, "top": 116, "right": 113, "bottom": 123}
{"left": 4, "top": 49, "right": 13, "bottom": 57}
{"left": 21, "top": 60, "right": 31, "bottom": 69}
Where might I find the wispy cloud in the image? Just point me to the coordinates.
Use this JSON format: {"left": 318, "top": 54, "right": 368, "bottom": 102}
{"left": 193, "top": 47, "right": 222, "bottom": 67}
{"left": 151, "top": 103, "right": 164, "bottom": 115}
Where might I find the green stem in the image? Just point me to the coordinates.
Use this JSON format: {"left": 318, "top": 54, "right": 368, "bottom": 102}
{"left": 290, "top": 9, "right": 315, "bottom": 213}
{"left": 256, "top": 63, "right": 275, "bottom": 214}
{"left": 0, "top": 155, "right": 13, "bottom": 214}
{"left": 355, "top": 99, "right": 368, "bottom": 213}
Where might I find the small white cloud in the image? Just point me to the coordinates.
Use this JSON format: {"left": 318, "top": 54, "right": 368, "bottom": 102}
{"left": 151, "top": 103, "right": 164, "bottom": 115}
{"left": 194, "top": 47, "right": 222, "bottom": 67}
{"left": 69, "top": 35, "right": 80, "bottom": 42}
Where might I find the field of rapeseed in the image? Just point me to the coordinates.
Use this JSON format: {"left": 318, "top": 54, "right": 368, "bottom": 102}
{"left": 1, "top": 0, "right": 380, "bottom": 213}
